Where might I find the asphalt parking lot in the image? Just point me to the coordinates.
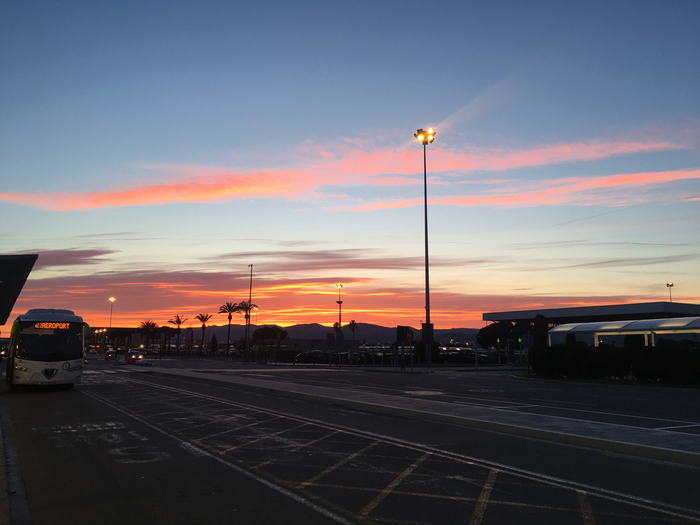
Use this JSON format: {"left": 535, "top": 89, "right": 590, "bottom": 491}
{"left": 1, "top": 359, "right": 698, "bottom": 524}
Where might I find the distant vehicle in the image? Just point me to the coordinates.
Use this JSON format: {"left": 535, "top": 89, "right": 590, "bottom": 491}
{"left": 104, "top": 350, "right": 116, "bottom": 361}
{"left": 5, "top": 308, "right": 86, "bottom": 389}
{"left": 127, "top": 350, "right": 145, "bottom": 364}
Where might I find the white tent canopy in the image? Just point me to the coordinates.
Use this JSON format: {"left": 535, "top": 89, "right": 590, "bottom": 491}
{"left": 548, "top": 317, "right": 700, "bottom": 347}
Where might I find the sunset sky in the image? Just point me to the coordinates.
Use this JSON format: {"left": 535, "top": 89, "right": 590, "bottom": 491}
{"left": 2, "top": 1, "right": 699, "bottom": 332}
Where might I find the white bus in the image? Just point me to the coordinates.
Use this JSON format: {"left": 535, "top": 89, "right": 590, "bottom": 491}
{"left": 5, "top": 308, "right": 86, "bottom": 389}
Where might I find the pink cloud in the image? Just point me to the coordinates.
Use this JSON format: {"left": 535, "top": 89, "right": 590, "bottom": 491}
{"left": 0, "top": 135, "right": 689, "bottom": 211}
{"left": 305, "top": 138, "right": 685, "bottom": 176}
{"left": 351, "top": 168, "right": 700, "bottom": 211}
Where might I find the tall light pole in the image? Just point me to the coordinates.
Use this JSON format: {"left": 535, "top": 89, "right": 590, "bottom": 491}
{"left": 414, "top": 127, "right": 435, "bottom": 366}
{"left": 108, "top": 297, "right": 116, "bottom": 363}
{"left": 336, "top": 284, "right": 343, "bottom": 327}
{"left": 666, "top": 282, "right": 674, "bottom": 302}
{"left": 246, "top": 264, "right": 253, "bottom": 362}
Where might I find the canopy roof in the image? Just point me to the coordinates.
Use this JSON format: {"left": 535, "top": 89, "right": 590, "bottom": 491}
{"left": 550, "top": 316, "right": 700, "bottom": 335}
{"left": 0, "top": 254, "right": 38, "bottom": 325}
{"left": 483, "top": 302, "right": 700, "bottom": 325}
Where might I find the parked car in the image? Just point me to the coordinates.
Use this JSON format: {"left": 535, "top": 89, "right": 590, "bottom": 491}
{"left": 105, "top": 350, "right": 116, "bottom": 361}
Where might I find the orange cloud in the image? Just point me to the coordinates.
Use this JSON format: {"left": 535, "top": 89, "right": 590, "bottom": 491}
{"left": 0, "top": 169, "right": 332, "bottom": 211}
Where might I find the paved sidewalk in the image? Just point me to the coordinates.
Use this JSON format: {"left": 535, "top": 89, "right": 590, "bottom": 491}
{"left": 147, "top": 367, "right": 700, "bottom": 467}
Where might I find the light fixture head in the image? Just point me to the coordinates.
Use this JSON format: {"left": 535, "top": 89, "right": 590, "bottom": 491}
{"left": 415, "top": 127, "right": 435, "bottom": 145}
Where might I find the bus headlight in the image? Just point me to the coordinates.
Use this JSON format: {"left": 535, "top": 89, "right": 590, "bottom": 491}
{"left": 14, "top": 365, "right": 31, "bottom": 373}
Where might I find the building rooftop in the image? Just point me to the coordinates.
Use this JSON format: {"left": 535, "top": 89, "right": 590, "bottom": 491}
{"left": 482, "top": 302, "right": 700, "bottom": 325}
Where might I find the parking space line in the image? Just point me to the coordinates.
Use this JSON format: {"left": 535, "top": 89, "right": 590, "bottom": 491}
{"left": 655, "top": 424, "right": 700, "bottom": 431}
{"left": 578, "top": 491, "right": 596, "bottom": 525}
{"left": 469, "top": 469, "right": 498, "bottom": 525}
{"left": 360, "top": 452, "right": 430, "bottom": 517}
{"left": 256, "top": 430, "right": 343, "bottom": 470}
{"left": 299, "top": 440, "right": 378, "bottom": 489}
{"left": 188, "top": 415, "right": 283, "bottom": 442}
{"left": 217, "top": 422, "right": 310, "bottom": 454}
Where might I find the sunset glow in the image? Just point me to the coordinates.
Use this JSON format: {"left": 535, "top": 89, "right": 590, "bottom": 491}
{"left": 2, "top": 2, "right": 698, "bottom": 334}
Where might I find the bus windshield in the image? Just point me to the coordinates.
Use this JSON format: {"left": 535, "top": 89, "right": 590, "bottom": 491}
{"left": 16, "top": 321, "right": 84, "bottom": 361}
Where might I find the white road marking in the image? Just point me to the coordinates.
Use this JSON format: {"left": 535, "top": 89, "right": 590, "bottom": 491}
{"left": 578, "top": 490, "right": 596, "bottom": 525}
{"left": 360, "top": 452, "right": 430, "bottom": 516}
{"left": 469, "top": 469, "right": 498, "bottom": 525}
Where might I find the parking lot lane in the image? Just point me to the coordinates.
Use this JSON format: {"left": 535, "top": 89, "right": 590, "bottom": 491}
{"left": 0, "top": 383, "right": 355, "bottom": 525}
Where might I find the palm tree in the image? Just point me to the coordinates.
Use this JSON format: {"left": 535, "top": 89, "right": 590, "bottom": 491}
{"left": 168, "top": 315, "right": 188, "bottom": 356}
{"left": 236, "top": 300, "right": 258, "bottom": 362}
{"left": 348, "top": 320, "right": 358, "bottom": 340}
{"left": 218, "top": 302, "right": 238, "bottom": 360}
{"left": 139, "top": 320, "right": 158, "bottom": 353}
{"left": 195, "top": 313, "right": 213, "bottom": 358}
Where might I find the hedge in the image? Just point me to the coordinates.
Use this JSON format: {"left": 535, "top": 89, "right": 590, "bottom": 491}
{"left": 532, "top": 337, "right": 700, "bottom": 385}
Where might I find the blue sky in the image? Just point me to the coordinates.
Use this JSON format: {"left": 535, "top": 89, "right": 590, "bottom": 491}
{"left": 1, "top": 1, "right": 698, "bottom": 329}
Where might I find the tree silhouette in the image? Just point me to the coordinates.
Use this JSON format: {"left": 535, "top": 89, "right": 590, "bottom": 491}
{"left": 236, "top": 300, "right": 258, "bottom": 361}
{"left": 168, "top": 315, "right": 188, "bottom": 356}
{"left": 348, "top": 320, "right": 357, "bottom": 340}
{"left": 139, "top": 320, "right": 158, "bottom": 353}
{"left": 195, "top": 313, "right": 213, "bottom": 358}
{"left": 218, "top": 302, "right": 238, "bottom": 359}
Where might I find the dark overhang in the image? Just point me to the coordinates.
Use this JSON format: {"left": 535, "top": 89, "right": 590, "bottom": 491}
{"left": 482, "top": 302, "right": 700, "bottom": 325}
{"left": 0, "top": 254, "right": 38, "bottom": 325}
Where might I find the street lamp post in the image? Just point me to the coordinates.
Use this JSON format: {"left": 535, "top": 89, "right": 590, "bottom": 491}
{"left": 246, "top": 264, "right": 253, "bottom": 362}
{"left": 666, "top": 282, "right": 674, "bottom": 302}
{"left": 414, "top": 127, "right": 435, "bottom": 366}
{"left": 108, "top": 297, "right": 116, "bottom": 363}
{"left": 336, "top": 284, "right": 343, "bottom": 327}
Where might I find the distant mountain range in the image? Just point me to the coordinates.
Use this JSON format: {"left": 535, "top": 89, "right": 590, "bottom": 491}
{"left": 202, "top": 322, "right": 478, "bottom": 345}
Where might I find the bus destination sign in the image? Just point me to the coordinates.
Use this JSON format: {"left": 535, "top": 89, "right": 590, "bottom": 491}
{"left": 34, "top": 322, "right": 70, "bottom": 330}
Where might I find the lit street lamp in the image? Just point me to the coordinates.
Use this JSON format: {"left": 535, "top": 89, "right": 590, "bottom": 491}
{"left": 414, "top": 127, "right": 435, "bottom": 366}
{"left": 108, "top": 297, "right": 116, "bottom": 363}
{"left": 666, "top": 282, "right": 674, "bottom": 302}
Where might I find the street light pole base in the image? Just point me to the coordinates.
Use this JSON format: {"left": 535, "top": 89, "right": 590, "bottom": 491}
{"left": 422, "top": 322, "right": 434, "bottom": 366}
